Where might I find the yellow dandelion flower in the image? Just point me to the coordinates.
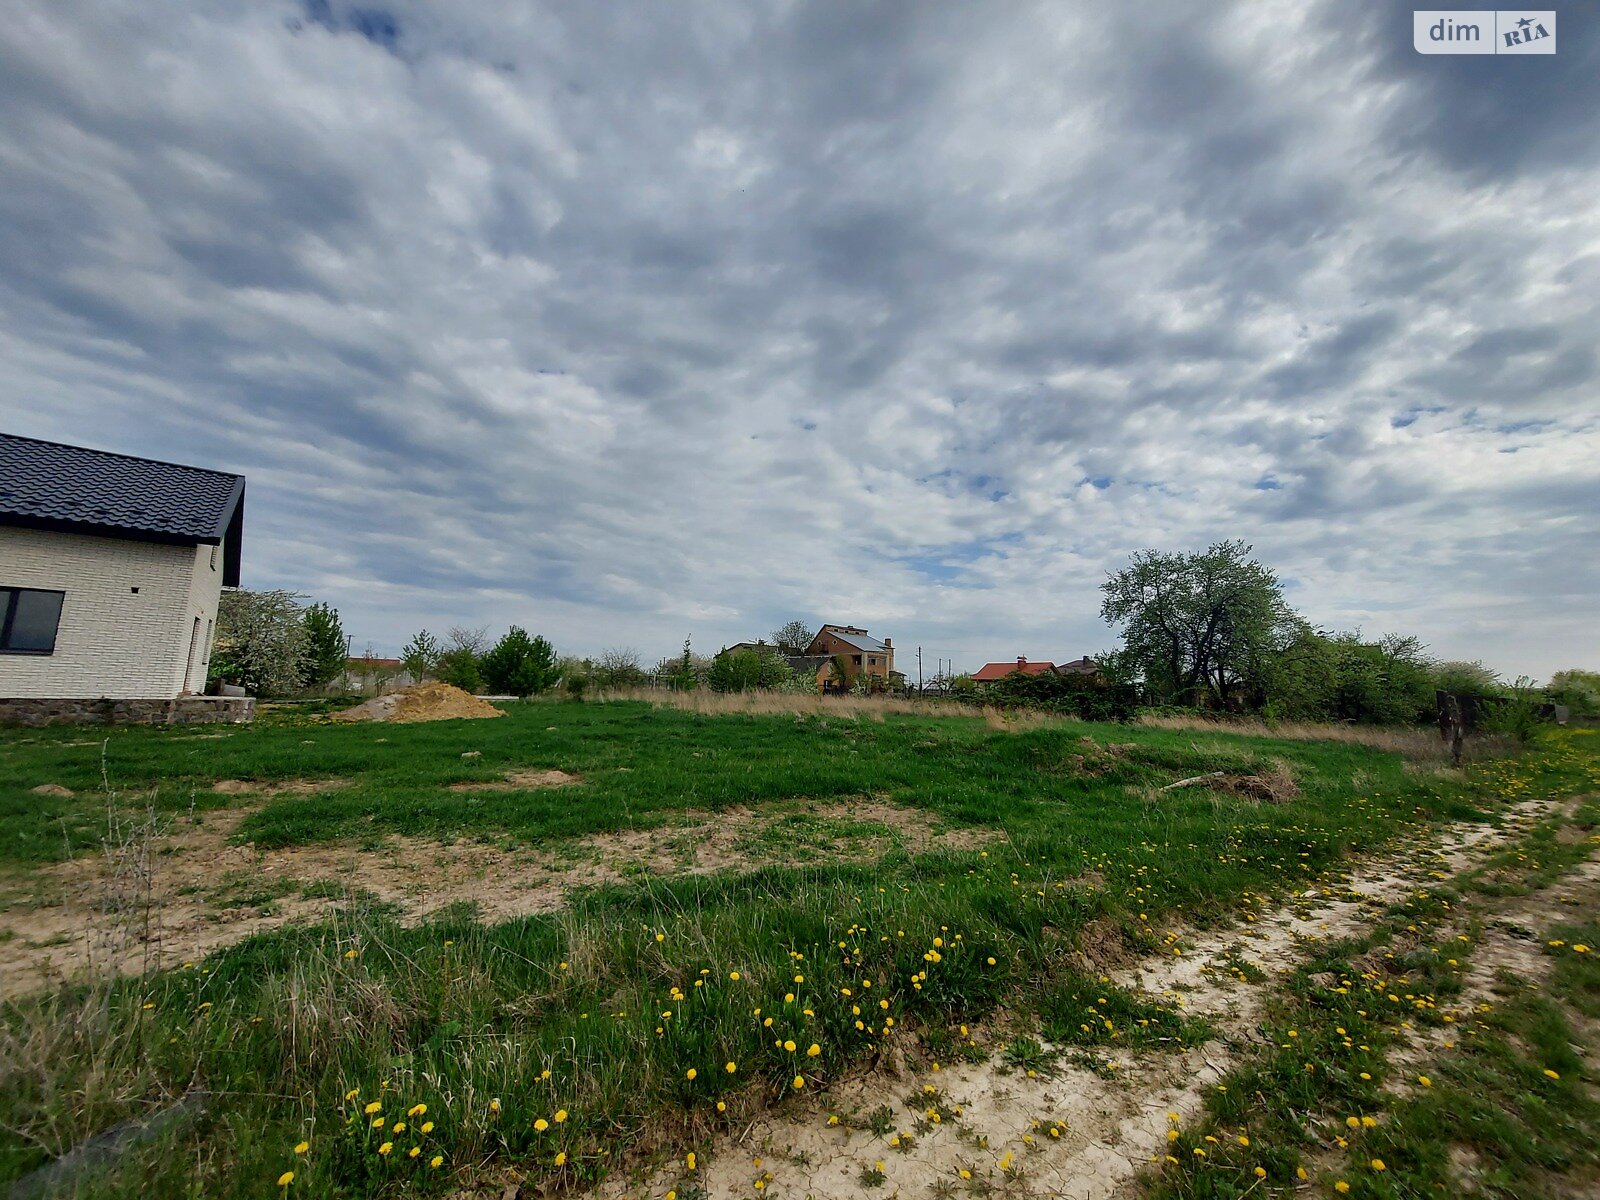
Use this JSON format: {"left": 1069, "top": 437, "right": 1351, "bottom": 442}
{"left": 717, "top": 1101, "right": 727, "bottom": 1113}
{"left": 408, "top": 1104, "right": 427, "bottom": 1117}
{"left": 535, "top": 1118, "right": 550, "bottom": 1132}
{"left": 364, "top": 1101, "right": 382, "bottom": 1115}
{"left": 807, "top": 1043, "right": 821, "bottom": 1058}
{"left": 489, "top": 1098, "right": 502, "bottom": 1114}
{"left": 421, "top": 1121, "right": 434, "bottom": 1133}
{"left": 726, "top": 1061, "right": 737, "bottom": 1073}
{"left": 686, "top": 1068, "right": 698, "bottom": 1080}
{"left": 294, "top": 1141, "right": 310, "bottom": 1154}
{"left": 1418, "top": 1075, "right": 1432, "bottom": 1087}
{"left": 1335, "top": 1183, "right": 1350, "bottom": 1195}
{"left": 277, "top": 1171, "right": 294, "bottom": 1188}
{"left": 1254, "top": 1166, "right": 1266, "bottom": 1179}
{"left": 430, "top": 1155, "right": 444, "bottom": 1168}
{"left": 408, "top": 1146, "right": 420, "bottom": 1159}
{"left": 556, "top": 1152, "right": 568, "bottom": 1166}
{"left": 793, "top": 1074, "right": 805, "bottom": 1089}
{"left": 1544, "top": 1069, "right": 1560, "bottom": 1080}
{"left": 686, "top": 1152, "right": 697, "bottom": 1171}
{"left": 555, "top": 1109, "right": 568, "bottom": 1123}
{"left": 378, "top": 1142, "right": 393, "bottom": 1156}
{"left": 1371, "top": 1158, "right": 1386, "bottom": 1171}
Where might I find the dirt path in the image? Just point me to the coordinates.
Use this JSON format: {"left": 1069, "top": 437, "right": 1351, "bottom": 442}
{"left": 0, "top": 793, "right": 987, "bottom": 998}
{"left": 589, "top": 794, "right": 1584, "bottom": 1200}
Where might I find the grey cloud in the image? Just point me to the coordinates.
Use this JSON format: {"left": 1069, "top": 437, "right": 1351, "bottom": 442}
{"left": 0, "top": 0, "right": 1594, "bottom": 681}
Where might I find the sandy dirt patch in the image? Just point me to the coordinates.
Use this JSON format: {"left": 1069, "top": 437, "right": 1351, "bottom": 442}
{"left": 447, "top": 769, "right": 582, "bottom": 792}
{"left": 0, "top": 797, "right": 987, "bottom": 998}
{"left": 333, "top": 681, "right": 504, "bottom": 723}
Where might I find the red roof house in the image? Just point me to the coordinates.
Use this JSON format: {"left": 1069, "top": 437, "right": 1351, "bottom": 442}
{"left": 971, "top": 657, "right": 1058, "bottom": 682}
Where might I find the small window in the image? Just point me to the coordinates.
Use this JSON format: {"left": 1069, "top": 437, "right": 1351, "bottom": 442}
{"left": 1, "top": 587, "right": 65, "bottom": 655}
{"left": 210, "top": 544, "right": 219, "bottom": 571}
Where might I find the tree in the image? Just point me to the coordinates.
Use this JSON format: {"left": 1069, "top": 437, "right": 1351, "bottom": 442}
{"left": 208, "top": 588, "right": 309, "bottom": 698}
{"left": 400, "top": 630, "right": 442, "bottom": 682}
{"left": 300, "top": 602, "right": 347, "bottom": 691}
{"left": 770, "top": 620, "right": 815, "bottom": 655}
{"left": 480, "top": 626, "right": 559, "bottom": 697}
{"left": 1100, "top": 540, "right": 1298, "bottom": 709}
{"left": 436, "top": 625, "right": 488, "bottom": 693}
{"left": 1547, "top": 669, "right": 1600, "bottom": 716}
{"left": 592, "top": 647, "right": 647, "bottom": 690}
{"left": 708, "top": 649, "right": 766, "bottom": 692}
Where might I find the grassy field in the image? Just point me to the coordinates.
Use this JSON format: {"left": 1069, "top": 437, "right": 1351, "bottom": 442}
{"left": 0, "top": 700, "right": 1593, "bottom": 1199}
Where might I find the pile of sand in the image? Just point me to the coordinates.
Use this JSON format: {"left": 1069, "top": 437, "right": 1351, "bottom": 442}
{"left": 333, "top": 682, "right": 505, "bottom": 724}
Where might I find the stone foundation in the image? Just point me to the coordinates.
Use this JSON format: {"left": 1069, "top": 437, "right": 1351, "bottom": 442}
{"left": 0, "top": 696, "right": 256, "bottom": 728}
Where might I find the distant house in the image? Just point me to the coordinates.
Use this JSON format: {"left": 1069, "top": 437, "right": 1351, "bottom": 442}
{"left": 801, "top": 624, "right": 895, "bottom": 693}
{"left": 721, "top": 640, "right": 780, "bottom": 657}
{"left": 1054, "top": 656, "right": 1101, "bottom": 678}
{"left": 0, "top": 432, "right": 244, "bottom": 707}
{"left": 972, "top": 657, "right": 1059, "bottom": 682}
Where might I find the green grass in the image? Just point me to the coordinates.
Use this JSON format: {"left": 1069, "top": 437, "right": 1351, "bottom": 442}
{"left": 0, "top": 703, "right": 1585, "bottom": 1199}
{"left": 1144, "top": 733, "right": 1600, "bottom": 1199}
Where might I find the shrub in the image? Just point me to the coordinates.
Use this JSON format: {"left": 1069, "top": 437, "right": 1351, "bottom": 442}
{"left": 480, "top": 627, "right": 559, "bottom": 697}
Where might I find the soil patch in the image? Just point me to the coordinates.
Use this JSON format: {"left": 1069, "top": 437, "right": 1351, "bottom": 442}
{"left": 333, "top": 682, "right": 504, "bottom": 724}
{"left": 0, "top": 797, "right": 989, "bottom": 999}
{"left": 210, "top": 778, "right": 351, "bottom": 797}
{"left": 29, "top": 784, "right": 73, "bottom": 798}
{"left": 447, "top": 769, "right": 581, "bottom": 792}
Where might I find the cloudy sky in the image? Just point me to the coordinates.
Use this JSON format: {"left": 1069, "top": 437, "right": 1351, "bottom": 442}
{"left": 2, "top": 2, "right": 1595, "bottom": 678}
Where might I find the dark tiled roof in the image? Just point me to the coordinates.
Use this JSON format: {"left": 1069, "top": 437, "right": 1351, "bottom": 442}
{"left": 0, "top": 432, "right": 245, "bottom": 584}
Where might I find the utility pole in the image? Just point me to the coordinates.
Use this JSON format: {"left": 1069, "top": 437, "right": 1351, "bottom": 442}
{"left": 917, "top": 646, "right": 923, "bottom": 695}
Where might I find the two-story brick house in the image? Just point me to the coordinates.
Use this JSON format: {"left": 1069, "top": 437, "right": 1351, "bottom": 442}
{"left": 801, "top": 624, "right": 895, "bottom": 693}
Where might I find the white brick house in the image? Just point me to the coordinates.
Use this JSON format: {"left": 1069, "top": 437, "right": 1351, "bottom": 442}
{"left": 0, "top": 433, "right": 245, "bottom": 701}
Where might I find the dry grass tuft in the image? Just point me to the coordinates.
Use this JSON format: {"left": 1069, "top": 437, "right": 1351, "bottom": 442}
{"left": 1137, "top": 712, "right": 1451, "bottom": 761}
{"left": 592, "top": 687, "right": 1081, "bottom": 729}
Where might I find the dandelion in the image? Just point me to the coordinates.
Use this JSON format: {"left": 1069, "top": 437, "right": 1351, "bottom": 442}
{"left": 556, "top": 1152, "right": 568, "bottom": 1166}
{"left": 958, "top": 1169, "right": 972, "bottom": 1180}
{"left": 430, "top": 1155, "right": 444, "bottom": 1168}
{"left": 1371, "top": 1158, "right": 1386, "bottom": 1171}
{"left": 1417, "top": 1075, "right": 1432, "bottom": 1087}
{"left": 1544, "top": 1069, "right": 1561, "bottom": 1080}
{"left": 726, "top": 1061, "right": 738, "bottom": 1074}
{"left": 686, "top": 1152, "right": 697, "bottom": 1171}
{"left": 408, "top": 1147, "right": 421, "bottom": 1159}
{"left": 421, "top": 1121, "right": 434, "bottom": 1133}
{"left": 277, "top": 1171, "right": 294, "bottom": 1188}
{"left": 364, "top": 1101, "right": 383, "bottom": 1115}
{"left": 1575, "top": 944, "right": 1590, "bottom": 954}
{"left": 378, "top": 1142, "right": 393, "bottom": 1156}
{"left": 1335, "top": 1183, "right": 1350, "bottom": 1194}
{"left": 717, "top": 1101, "right": 727, "bottom": 1113}
{"left": 686, "top": 1068, "right": 698, "bottom": 1080}
{"left": 535, "top": 1118, "right": 550, "bottom": 1132}
{"left": 807, "top": 1043, "right": 821, "bottom": 1058}
{"left": 344, "top": 1088, "right": 360, "bottom": 1101}
{"left": 294, "top": 1141, "right": 310, "bottom": 1154}
{"left": 489, "top": 1098, "right": 502, "bottom": 1114}
{"left": 783, "top": 1040, "right": 796, "bottom": 1052}
{"left": 408, "top": 1104, "right": 427, "bottom": 1117}
{"left": 1254, "top": 1167, "right": 1267, "bottom": 1179}
{"left": 554, "top": 1109, "right": 568, "bottom": 1123}
{"left": 793, "top": 1074, "right": 806, "bottom": 1089}
{"left": 827, "top": 1114, "right": 840, "bottom": 1126}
